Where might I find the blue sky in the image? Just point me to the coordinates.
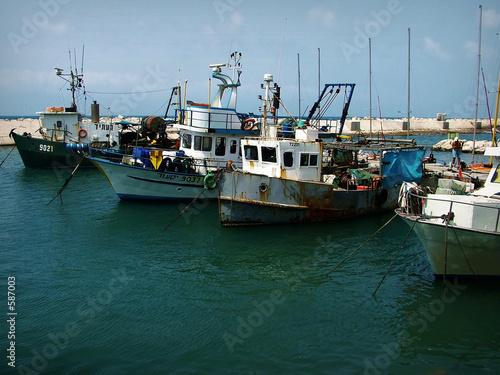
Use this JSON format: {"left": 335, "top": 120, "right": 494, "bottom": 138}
{"left": 1, "top": 0, "right": 500, "bottom": 119}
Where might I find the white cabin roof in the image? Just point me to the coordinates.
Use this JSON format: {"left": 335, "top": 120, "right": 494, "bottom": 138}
{"left": 484, "top": 147, "right": 500, "bottom": 157}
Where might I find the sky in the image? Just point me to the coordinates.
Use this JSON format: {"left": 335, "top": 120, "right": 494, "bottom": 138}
{"left": 1, "top": 0, "right": 500, "bottom": 119}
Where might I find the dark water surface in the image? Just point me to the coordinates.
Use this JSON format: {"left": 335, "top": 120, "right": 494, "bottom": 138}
{"left": 1, "top": 134, "right": 500, "bottom": 374}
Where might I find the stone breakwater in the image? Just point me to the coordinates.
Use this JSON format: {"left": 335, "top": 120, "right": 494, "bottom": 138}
{"left": 432, "top": 139, "right": 494, "bottom": 153}
{"left": 338, "top": 117, "right": 492, "bottom": 135}
{"left": 0, "top": 116, "right": 493, "bottom": 146}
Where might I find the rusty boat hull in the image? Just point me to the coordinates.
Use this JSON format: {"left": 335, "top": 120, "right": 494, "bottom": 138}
{"left": 218, "top": 171, "right": 400, "bottom": 226}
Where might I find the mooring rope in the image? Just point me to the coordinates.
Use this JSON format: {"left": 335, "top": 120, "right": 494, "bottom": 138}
{"left": 369, "top": 217, "right": 418, "bottom": 299}
{"left": 326, "top": 213, "right": 398, "bottom": 277}
{"left": 163, "top": 169, "right": 222, "bottom": 230}
{"left": 163, "top": 187, "right": 208, "bottom": 230}
{"left": 47, "top": 159, "right": 83, "bottom": 205}
{"left": 0, "top": 146, "right": 16, "bottom": 167}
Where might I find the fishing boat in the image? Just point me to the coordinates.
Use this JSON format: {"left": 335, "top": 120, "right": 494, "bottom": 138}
{"left": 10, "top": 64, "right": 120, "bottom": 169}
{"left": 396, "top": 147, "right": 500, "bottom": 277}
{"left": 89, "top": 52, "right": 258, "bottom": 200}
{"left": 217, "top": 74, "right": 426, "bottom": 226}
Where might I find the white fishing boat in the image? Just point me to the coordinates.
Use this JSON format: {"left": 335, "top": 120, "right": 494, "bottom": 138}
{"left": 396, "top": 147, "right": 500, "bottom": 276}
{"left": 89, "top": 52, "right": 258, "bottom": 200}
{"left": 217, "top": 74, "right": 425, "bottom": 226}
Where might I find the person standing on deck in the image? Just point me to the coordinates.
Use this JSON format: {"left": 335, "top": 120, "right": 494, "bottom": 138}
{"left": 451, "top": 136, "right": 462, "bottom": 169}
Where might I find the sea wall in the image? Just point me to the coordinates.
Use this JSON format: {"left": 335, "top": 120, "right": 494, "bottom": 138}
{"left": 0, "top": 117, "right": 493, "bottom": 146}
{"left": 333, "top": 118, "right": 492, "bottom": 136}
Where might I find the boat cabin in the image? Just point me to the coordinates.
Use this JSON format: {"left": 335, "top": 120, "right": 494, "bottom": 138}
{"left": 38, "top": 109, "right": 81, "bottom": 142}
{"left": 240, "top": 128, "right": 323, "bottom": 182}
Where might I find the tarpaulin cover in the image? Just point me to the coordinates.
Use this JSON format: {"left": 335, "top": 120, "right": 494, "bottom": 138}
{"left": 382, "top": 149, "right": 425, "bottom": 187}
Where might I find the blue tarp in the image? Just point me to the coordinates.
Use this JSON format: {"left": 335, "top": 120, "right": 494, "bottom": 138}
{"left": 382, "top": 149, "right": 425, "bottom": 187}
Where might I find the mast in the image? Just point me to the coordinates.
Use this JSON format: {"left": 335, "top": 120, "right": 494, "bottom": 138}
{"left": 54, "top": 51, "right": 83, "bottom": 111}
{"left": 407, "top": 27, "right": 411, "bottom": 139}
{"left": 472, "top": 5, "right": 483, "bottom": 164}
{"left": 318, "top": 48, "right": 321, "bottom": 98}
{"left": 369, "top": 38, "right": 372, "bottom": 138}
{"left": 491, "top": 68, "right": 500, "bottom": 165}
{"left": 297, "top": 53, "right": 301, "bottom": 119}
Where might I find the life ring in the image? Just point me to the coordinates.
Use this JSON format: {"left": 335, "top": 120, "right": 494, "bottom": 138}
{"left": 241, "top": 118, "right": 256, "bottom": 131}
{"left": 203, "top": 173, "right": 217, "bottom": 190}
{"left": 78, "top": 128, "right": 87, "bottom": 138}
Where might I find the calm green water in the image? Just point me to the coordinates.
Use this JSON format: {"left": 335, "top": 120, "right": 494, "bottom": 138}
{"left": 1, "top": 135, "right": 500, "bottom": 375}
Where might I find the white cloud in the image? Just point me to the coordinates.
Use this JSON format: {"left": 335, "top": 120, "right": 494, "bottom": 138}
{"left": 230, "top": 12, "right": 244, "bottom": 28}
{"left": 423, "top": 37, "right": 451, "bottom": 61}
{"left": 463, "top": 40, "right": 477, "bottom": 59}
{"left": 308, "top": 8, "right": 335, "bottom": 28}
{"left": 483, "top": 9, "right": 500, "bottom": 28}
{"left": 0, "top": 68, "right": 52, "bottom": 88}
{"left": 46, "top": 22, "right": 68, "bottom": 35}
{"left": 85, "top": 71, "right": 145, "bottom": 89}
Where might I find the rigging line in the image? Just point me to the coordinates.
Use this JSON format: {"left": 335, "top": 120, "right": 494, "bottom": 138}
{"left": 87, "top": 88, "right": 173, "bottom": 95}
{"left": 277, "top": 18, "right": 287, "bottom": 85}
{"left": 163, "top": 187, "right": 207, "bottom": 230}
{"left": 481, "top": 67, "right": 494, "bottom": 133}
{"left": 441, "top": 212, "right": 450, "bottom": 296}
{"left": 272, "top": 92, "right": 298, "bottom": 125}
{"left": 368, "top": 217, "right": 418, "bottom": 299}
{"left": 315, "top": 91, "right": 338, "bottom": 121}
{"left": 47, "top": 158, "right": 83, "bottom": 206}
{"left": 451, "top": 223, "right": 479, "bottom": 280}
{"left": 326, "top": 213, "right": 398, "bottom": 277}
{"left": 163, "top": 170, "right": 222, "bottom": 230}
{"left": 0, "top": 146, "right": 16, "bottom": 167}
{"left": 322, "top": 89, "right": 341, "bottom": 115}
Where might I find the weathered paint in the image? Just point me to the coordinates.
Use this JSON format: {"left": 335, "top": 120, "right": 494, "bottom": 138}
{"left": 218, "top": 170, "right": 400, "bottom": 225}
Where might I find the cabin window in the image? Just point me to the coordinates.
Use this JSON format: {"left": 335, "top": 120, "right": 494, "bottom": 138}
{"left": 182, "top": 134, "right": 192, "bottom": 149}
{"left": 230, "top": 140, "right": 237, "bottom": 154}
{"left": 300, "top": 153, "right": 308, "bottom": 166}
{"left": 283, "top": 151, "right": 293, "bottom": 168}
{"left": 244, "top": 145, "right": 258, "bottom": 161}
{"left": 261, "top": 146, "right": 277, "bottom": 163}
{"left": 215, "top": 137, "right": 226, "bottom": 156}
{"left": 300, "top": 153, "right": 319, "bottom": 167}
{"left": 194, "top": 136, "right": 202, "bottom": 151}
{"left": 202, "top": 136, "right": 212, "bottom": 151}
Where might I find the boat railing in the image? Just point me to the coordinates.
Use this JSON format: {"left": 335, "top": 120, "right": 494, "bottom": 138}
{"left": 89, "top": 146, "right": 224, "bottom": 174}
{"left": 404, "top": 190, "right": 500, "bottom": 234}
{"left": 177, "top": 107, "right": 244, "bottom": 131}
{"left": 42, "top": 127, "right": 75, "bottom": 143}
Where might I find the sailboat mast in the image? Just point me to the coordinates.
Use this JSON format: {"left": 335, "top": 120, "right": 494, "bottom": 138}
{"left": 407, "top": 27, "right": 411, "bottom": 139}
{"left": 472, "top": 4, "right": 483, "bottom": 164}
{"left": 297, "top": 53, "right": 301, "bottom": 120}
{"left": 318, "top": 48, "right": 321, "bottom": 98}
{"left": 369, "top": 38, "right": 372, "bottom": 138}
{"left": 491, "top": 68, "right": 500, "bottom": 153}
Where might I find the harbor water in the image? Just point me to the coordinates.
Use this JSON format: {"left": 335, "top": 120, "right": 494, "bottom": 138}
{"left": 1, "top": 133, "right": 500, "bottom": 374}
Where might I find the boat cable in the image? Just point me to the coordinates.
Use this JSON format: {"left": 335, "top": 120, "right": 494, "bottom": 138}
{"left": 450, "top": 222, "right": 479, "bottom": 280}
{"left": 368, "top": 217, "right": 419, "bottom": 300}
{"left": 442, "top": 211, "right": 450, "bottom": 295}
{"left": 47, "top": 159, "right": 83, "bottom": 206}
{"left": 0, "top": 145, "right": 16, "bottom": 167}
{"left": 163, "top": 170, "right": 222, "bottom": 230}
{"left": 326, "top": 213, "right": 398, "bottom": 277}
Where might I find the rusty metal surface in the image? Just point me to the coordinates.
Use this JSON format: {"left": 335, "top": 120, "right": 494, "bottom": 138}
{"left": 218, "top": 170, "right": 400, "bottom": 226}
